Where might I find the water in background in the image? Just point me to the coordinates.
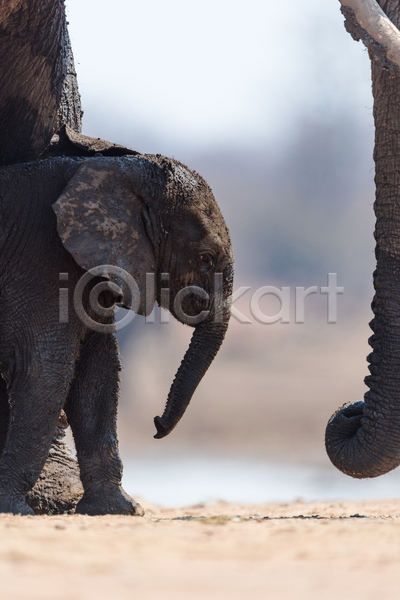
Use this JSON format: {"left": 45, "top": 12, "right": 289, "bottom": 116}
{"left": 122, "top": 455, "right": 400, "bottom": 507}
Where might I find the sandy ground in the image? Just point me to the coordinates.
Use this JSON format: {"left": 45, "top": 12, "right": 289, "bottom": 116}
{"left": 1, "top": 499, "right": 400, "bottom": 600}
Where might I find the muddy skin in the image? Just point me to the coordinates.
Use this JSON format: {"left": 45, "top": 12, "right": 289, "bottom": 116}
{"left": 0, "top": 392, "right": 82, "bottom": 515}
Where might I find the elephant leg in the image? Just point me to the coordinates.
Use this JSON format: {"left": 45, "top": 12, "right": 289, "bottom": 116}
{"left": 0, "top": 377, "right": 9, "bottom": 457}
{"left": 0, "top": 361, "right": 75, "bottom": 516}
{"left": 64, "top": 331, "right": 144, "bottom": 516}
{"left": 0, "top": 368, "right": 83, "bottom": 515}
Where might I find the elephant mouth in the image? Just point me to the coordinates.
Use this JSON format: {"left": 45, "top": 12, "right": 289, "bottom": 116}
{"left": 180, "top": 291, "right": 209, "bottom": 316}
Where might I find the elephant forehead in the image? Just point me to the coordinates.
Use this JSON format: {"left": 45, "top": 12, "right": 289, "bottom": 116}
{"left": 198, "top": 212, "right": 232, "bottom": 249}
{"left": 171, "top": 164, "right": 199, "bottom": 190}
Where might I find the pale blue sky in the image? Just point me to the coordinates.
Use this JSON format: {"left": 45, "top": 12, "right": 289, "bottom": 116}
{"left": 66, "top": 0, "right": 373, "bottom": 153}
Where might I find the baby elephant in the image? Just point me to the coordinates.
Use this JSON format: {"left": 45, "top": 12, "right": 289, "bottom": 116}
{"left": 0, "top": 152, "right": 233, "bottom": 515}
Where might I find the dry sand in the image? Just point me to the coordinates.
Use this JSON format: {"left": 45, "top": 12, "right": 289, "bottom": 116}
{"left": 1, "top": 499, "right": 400, "bottom": 600}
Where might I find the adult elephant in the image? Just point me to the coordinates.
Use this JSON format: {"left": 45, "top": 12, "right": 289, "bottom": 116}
{"left": 0, "top": 0, "right": 85, "bottom": 514}
{"left": 0, "top": 0, "right": 82, "bottom": 166}
{"left": 326, "top": 1, "right": 400, "bottom": 478}
{"left": 0, "top": 0, "right": 234, "bottom": 514}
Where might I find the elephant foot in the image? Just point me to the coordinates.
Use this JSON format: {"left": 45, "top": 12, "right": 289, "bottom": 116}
{"left": 26, "top": 412, "right": 84, "bottom": 515}
{"left": 26, "top": 441, "right": 84, "bottom": 515}
{"left": 0, "top": 493, "right": 35, "bottom": 516}
{"left": 75, "top": 487, "right": 145, "bottom": 516}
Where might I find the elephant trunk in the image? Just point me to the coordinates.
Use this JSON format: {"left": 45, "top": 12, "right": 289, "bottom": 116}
{"left": 325, "top": 255, "right": 400, "bottom": 478}
{"left": 153, "top": 266, "right": 233, "bottom": 439}
{"left": 325, "top": 46, "right": 400, "bottom": 478}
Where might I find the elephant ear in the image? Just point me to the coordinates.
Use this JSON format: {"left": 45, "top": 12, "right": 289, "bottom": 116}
{"left": 52, "top": 157, "right": 156, "bottom": 315}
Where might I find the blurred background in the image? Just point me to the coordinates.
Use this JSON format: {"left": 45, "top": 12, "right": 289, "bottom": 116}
{"left": 64, "top": 0, "right": 397, "bottom": 505}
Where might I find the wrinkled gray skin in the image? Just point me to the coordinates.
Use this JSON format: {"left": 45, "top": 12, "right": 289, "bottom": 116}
{"left": 0, "top": 148, "right": 233, "bottom": 516}
{"left": 325, "top": 1, "right": 400, "bottom": 479}
{"left": 0, "top": 0, "right": 83, "bottom": 166}
{"left": 0, "top": 0, "right": 87, "bottom": 514}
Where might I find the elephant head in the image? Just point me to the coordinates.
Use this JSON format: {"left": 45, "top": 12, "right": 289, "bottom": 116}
{"left": 52, "top": 154, "right": 234, "bottom": 439}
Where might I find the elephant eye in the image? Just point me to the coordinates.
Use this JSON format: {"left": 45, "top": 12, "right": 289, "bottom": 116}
{"left": 200, "top": 253, "right": 214, "bottom": 268}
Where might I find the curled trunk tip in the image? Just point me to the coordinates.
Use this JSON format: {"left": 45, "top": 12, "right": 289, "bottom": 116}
{"left": 153, "top": 416, "right": 170, "bottom": 439}
{"left": 325, "top": 402, "right": 366, "bottom": 478}
{"left": 325, "top": 400, "right": 400, "bottom": 479}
